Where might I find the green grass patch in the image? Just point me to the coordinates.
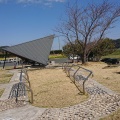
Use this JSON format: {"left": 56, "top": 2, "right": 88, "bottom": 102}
{"left": 111, "top": 49, "right": 120, "bottom": 55}
{"left": 0, "top": 89, "right": 4, "bottom": 97}
{"left": 102, "top": 54, "right": 120, "bottom": 60}
{"left": 0, "top": 58, "right": 4, "bottom": 60}
{"left": 49, "top": 54, "right": 67, "bottom": 59}
{"left": 101, "top": 49, "right": 120, "bottom": 60}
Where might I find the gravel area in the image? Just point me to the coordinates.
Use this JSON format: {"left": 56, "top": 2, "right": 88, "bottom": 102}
{"left": 0, "top": 98, "right": 25, "bottom": 112}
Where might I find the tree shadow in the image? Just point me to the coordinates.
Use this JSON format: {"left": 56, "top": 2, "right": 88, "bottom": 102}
{"left": 114, "top": 72, "right": 120, "bottom": 74}
{"left": 102, "top": 65, "right": 120, "bottom": 69}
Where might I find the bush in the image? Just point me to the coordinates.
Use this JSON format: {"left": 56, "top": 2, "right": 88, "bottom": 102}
{"left": 50, "top": 50, "right": 63, "bottom": 54}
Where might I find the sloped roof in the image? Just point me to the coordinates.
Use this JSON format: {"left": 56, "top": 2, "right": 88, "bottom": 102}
{"left": 3, "top": 35, "right": 54, "bottom": 65}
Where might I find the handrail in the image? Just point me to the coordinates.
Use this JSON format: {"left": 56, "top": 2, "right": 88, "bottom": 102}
{"left": 73, "top": 66, "right": 81, "bottom": 83}
{"left": 20, "top": 69, "right": 31, "bottom": 87}
{"left": 22, "top": 75, "right": 31, "bottom": 88}
{"left": 64, "top": 62, "right": 70, "bottom": 72}
{"left": 62, "top": 61, "right": 72, "bottom": 71}
{"left": 21, "top": 83, "right": 33, "bottom": 103}
{"left": 20, "top": 68, "right": 33, "bottom": 103}
{"left": 63, "top": 63, "right": 93, "bottom": 94}
{"left": 62, "top": 62, "right": 66, "bottom": 69}
{"left": 67, "top": 64, "right": 75, "bottom": 77}
{"left": 8, "top": 68, "right": 33, "bottom": 103}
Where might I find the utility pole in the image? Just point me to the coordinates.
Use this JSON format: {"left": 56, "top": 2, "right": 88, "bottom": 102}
{"left": 58, "top": 37, "right": 60, "bottom": 50}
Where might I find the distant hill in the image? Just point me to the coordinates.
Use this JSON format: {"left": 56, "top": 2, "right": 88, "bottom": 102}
{"left": 0, "top": 46, "right": 9, "bottom": 54}
{"left": 0, "top": 46, "right": 9, "bottom": 50}
{"left": 113, "top": 39, "right": 120, "bottom": 49}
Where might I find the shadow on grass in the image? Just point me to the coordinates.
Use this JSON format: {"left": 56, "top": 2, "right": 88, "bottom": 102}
{"left": 114, "top": 72, "right": 120, "bottom": 74}
{"left": 102, "top": 65, "right": 120, "bottom": 69}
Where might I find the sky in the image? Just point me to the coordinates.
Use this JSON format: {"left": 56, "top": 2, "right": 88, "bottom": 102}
{"left": 0, "top": 0, "right": 120, "bottom": 50}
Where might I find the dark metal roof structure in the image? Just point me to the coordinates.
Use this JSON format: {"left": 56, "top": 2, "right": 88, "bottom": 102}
{"left": 3, "top": 35, "right": 54, "bottom": 65}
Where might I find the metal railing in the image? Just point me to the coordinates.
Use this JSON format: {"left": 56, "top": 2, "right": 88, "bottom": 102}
{"left": 62, "top": 62, "right": 70, "bottom": 72}
{"left": 8, "top": 68, "right": 33, "bottom": 103}
{"left": 62, "top": 63, "right": 93, "bottom": 94}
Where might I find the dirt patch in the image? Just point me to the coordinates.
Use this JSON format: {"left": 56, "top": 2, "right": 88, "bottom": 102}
{"left": 28, "top": 68, "right": 88, "bottom": 108}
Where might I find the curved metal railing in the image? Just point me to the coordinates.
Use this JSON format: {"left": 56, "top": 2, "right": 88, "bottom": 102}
{"left": 62, "top": 62, "right": 93, "bottom": 94}
{"left": 8, "top": 68, "right": 33, "bottom": 103}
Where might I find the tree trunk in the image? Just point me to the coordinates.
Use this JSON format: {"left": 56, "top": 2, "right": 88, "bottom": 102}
{"left": 94, "top": 56, "right": 101, "bottom": 62}
{"left": 81, "top": 52, "right": 87, "bottom": 64}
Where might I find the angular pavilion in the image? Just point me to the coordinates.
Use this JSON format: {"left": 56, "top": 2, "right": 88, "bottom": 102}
{"left": 2, "top": 35, "right": 54, "bottom": 67}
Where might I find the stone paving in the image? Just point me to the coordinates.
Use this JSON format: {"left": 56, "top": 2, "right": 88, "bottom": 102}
{"left": 0, "top": 98, "right": 25, "bottom": 112}
{"left": 35, "top": 94, "right": 120, "bottom": 120}
{"left": 0, "top": 67, "right": 120, "bottom": 120}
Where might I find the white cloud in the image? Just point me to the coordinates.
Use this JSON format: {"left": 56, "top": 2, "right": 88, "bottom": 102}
{"left": 17, "top": 0, "right": 42, "bottom": 4}
{"left": 47, "top": 0, "right": 65, "bottom": 2}
{"left": 17, "top": 0, "right": 65, "bottom": 4}
{"left": 0, "top": 0, "right": 66, "bottom": 4}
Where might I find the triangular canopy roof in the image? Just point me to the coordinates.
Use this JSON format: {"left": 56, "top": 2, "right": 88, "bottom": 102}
{"left": 3, "top": 35, "right": 54, "bottom": 65}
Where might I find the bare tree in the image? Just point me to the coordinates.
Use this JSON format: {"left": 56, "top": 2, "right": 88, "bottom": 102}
{"left": 56, "top": 0, "right": 120, "bottom": 64}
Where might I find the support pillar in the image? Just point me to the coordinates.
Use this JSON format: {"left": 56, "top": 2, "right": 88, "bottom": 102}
{"left": 3, "top": 51, "right": 7, "bottom": 69}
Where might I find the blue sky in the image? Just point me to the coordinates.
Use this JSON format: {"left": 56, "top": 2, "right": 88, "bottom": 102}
{"left": 0, "top": 0, "right": 120, "bottom": 50}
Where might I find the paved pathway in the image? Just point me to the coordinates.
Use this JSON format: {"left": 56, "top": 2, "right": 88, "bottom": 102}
{"left": 0, "top": 70, "right": 20, "bottom": 100}
{"left": 0, "top": 67, "right": 120, "bottom": 120}
{"left": 0, "top": 105, "right": 46, "bottom": 120}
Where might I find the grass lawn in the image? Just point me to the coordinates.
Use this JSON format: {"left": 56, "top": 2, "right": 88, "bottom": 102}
{"left": 28, "top": 68, "right": 88, "bottom": 108}
{"left": 80, "top": 62, "right": 120, "bottom": 120}
{"left": 49, "top": 54, "right": 66, "bottom": 59}
{"left": 0, "top": 68, "right": 13, "bottom": 84}
{"left": 81, "top": 62, "right": 120, "bottom": 93}
{"left": 0, "top": 58, "right": 4, "bottom": 60}
{"left": 102, "top": 54, "right": 120, "bottom": 60}
{"left": 102, "top": 49, "right": 120, "bottom": 60}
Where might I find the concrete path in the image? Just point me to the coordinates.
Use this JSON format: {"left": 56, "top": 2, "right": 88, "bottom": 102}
{"left": 0, "top": 105, "right": 46, "bottom": 120}
{"left": 0, "top": 68, "right": 120, "bottom": 120}
{"left": 0, "top": 83, "right": 9, "bottom": 89}
{"left": 0, "top": 70, "right": 20, "bottom": 100}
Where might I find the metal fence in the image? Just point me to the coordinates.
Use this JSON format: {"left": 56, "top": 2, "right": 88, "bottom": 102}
{"left": 62, "top": 62, "right": 93, "bottom": 94}
{"left": 8, "top": 68, "right": 33, "bottom": 103}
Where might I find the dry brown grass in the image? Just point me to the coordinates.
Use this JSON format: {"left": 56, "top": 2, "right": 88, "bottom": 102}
{"left": 0, "top": 69, "right": 13, "bottom": 84}
{"left": 81, "top": 62, "right": 120, "bottom": 93}
{"left": 28, "top": 68, "right": 88, "bottom": 108}
{"left": 75, "top": 62, "right": 120, "bottom": 120}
